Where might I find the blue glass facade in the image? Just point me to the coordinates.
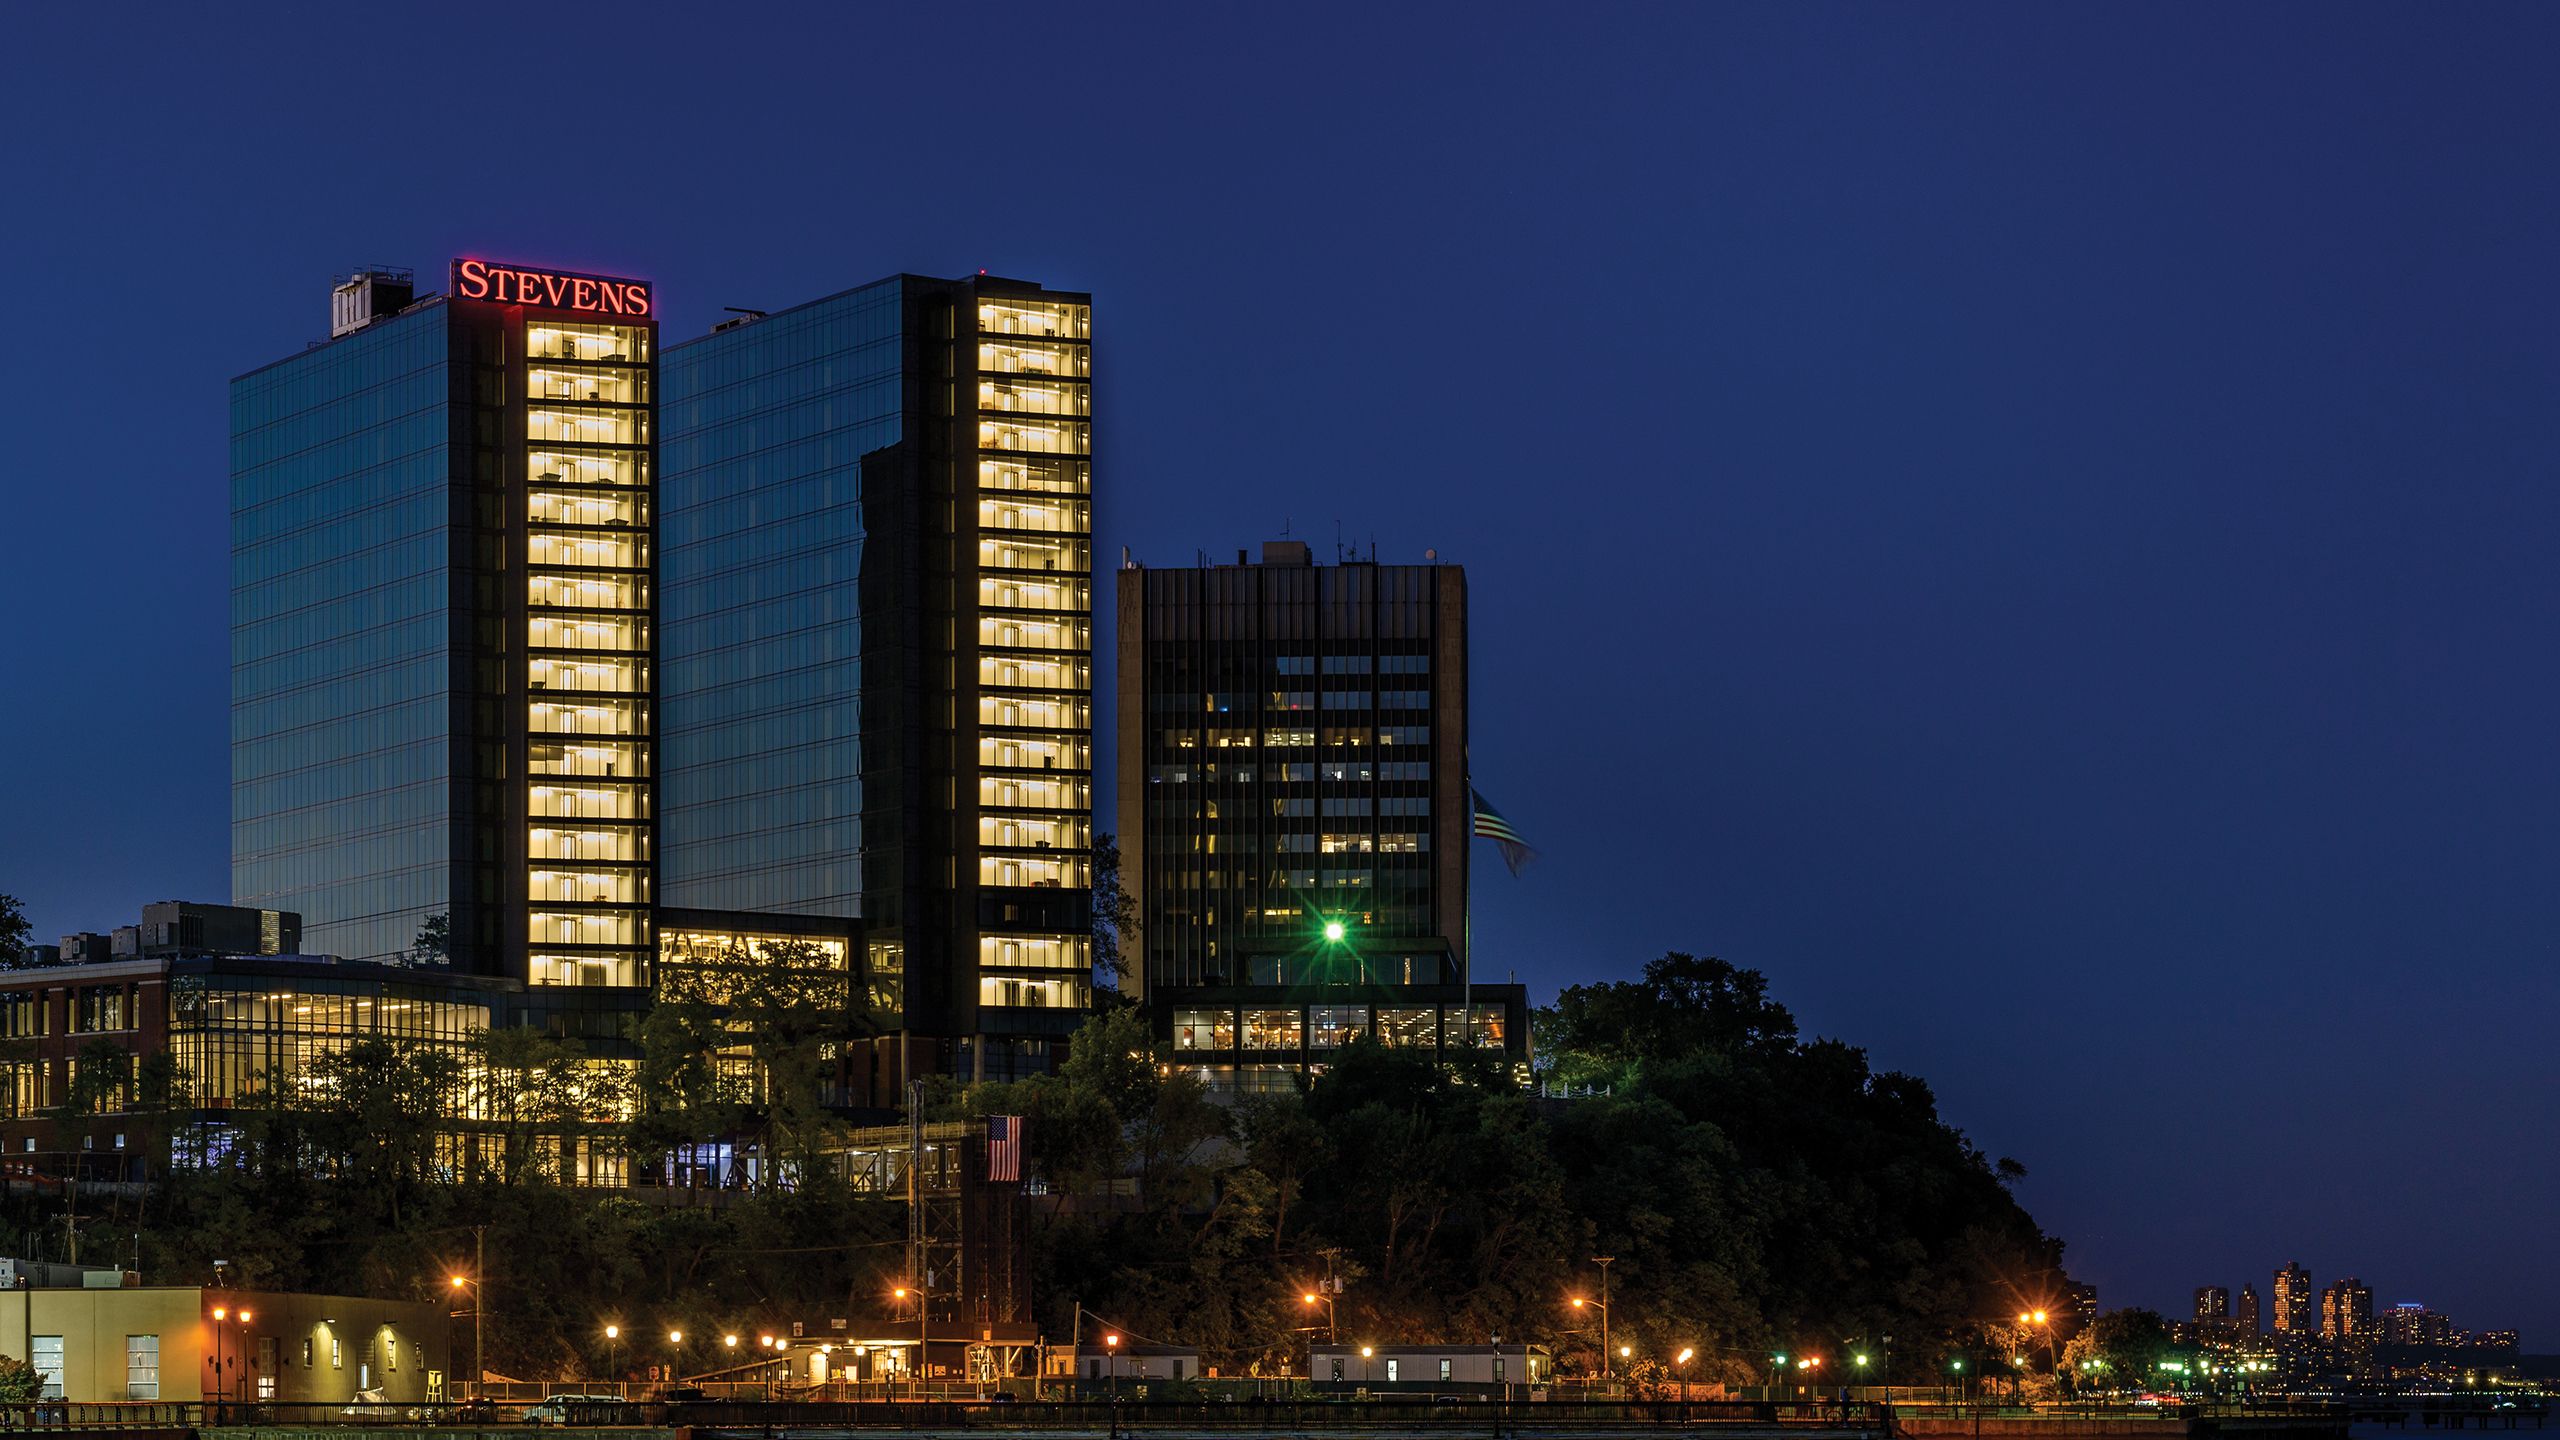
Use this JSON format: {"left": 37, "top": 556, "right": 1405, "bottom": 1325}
{"left": 230, "top": 304, "right": 460, "bottom": 964}
{"left": 659, "top": 280, "right": 905, "bottom": 918}
{"left": 231, "top": 271, "right": 660, "bottom": 989}
{"left": 663, "top": 275, "right": 1096, "bottom": 1059}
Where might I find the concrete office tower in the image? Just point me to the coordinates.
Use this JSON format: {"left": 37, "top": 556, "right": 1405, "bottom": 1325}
{"left": 1116, "top": 541, "right": 1526, "bottom": 1090}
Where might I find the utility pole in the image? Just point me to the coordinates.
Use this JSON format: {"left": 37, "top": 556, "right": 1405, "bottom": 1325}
{"left": 1595, "top": 1256, "right": 1615, "bottom": 1379}
{"left": 907, "top": 1081, "right": 928, "bottom": 1390}
{"left": 472, "top": 1225, "right": 485, "bottom": 1400}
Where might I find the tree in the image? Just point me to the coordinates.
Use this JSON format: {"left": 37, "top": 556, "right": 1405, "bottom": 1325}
{"left": 639, "top": 934, "right": 862, "bottom": 1185}
{"left": 0, "top": 1354, "right": 39, "bottom": 1404}
{"left": 2061, "top": 1308, "right": 2173, "bottom": 1392}
{"left": 406, "top": 912, "right": 450, "bottom": 968}
{"left": 466, "top": 1028, "right": 630, "bottom": 1185}
{"left": 0, "top": 895, "right": 32, "bottom": 969}
{"left": 1089, "top": 833, "right": 1138, "bottom": 997}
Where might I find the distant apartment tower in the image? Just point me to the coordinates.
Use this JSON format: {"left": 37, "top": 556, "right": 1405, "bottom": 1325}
{"left": 232, "top": 262, "right": 659, "bottom": 989}
{"left": 2321, "top": 1277, "right": 2373, "bottom": 1341}
{"left": 1117, "top": 541, "right": 1527, "bottom": 1087}
{"left": 2196, "top": 1286, "right": 2231, "bottom": 1328}
{"left": 659, "top": 276, "right": 1096, "bottom": 1079}
{"left": 2385, "top": 1303, "right": 2453, "bottom": 1348}
{"left": 2272, "top": 1262, "right": 2314, "bottom": 1334}
{"left": 2066, "top": 1282, "right": 2099, "bottom": 1328}
{"left": 2237, "top": 1284, "right": 2262, "bottom": 1334}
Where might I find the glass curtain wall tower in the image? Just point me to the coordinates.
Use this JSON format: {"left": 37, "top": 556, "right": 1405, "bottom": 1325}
{"left": 231, "top": 263, "right": 657, "bottom": 988}
{"left": 661, "top": 274, "right": 1093, "bottom": 1084}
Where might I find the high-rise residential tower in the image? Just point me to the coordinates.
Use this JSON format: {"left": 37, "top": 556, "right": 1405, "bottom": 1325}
{"left": 232, "top": 262, "right": 660, "bottom": 990}
{"left": 2273, "top": 1262, "right": 2314, "bottom": 1335}
{"left": 2196, "top": 1286, "right": 2231, "bottom": 1329}
{"left": 2321, "top": 1277, "right": 2374, "bottom": 1341}
{"left": 1116, "top": 541, "right": 1527, "bottom": 1088}
{"left": 659, "top": 275, "right": 1095, "bottom": 1080}
{"left": 2237, "top": 1284, "right": 2262, "bottom": 1334}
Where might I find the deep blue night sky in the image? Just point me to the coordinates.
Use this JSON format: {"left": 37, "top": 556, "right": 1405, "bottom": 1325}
{"left": 4, "top": 5, "right": 2555, "bottom": 1338}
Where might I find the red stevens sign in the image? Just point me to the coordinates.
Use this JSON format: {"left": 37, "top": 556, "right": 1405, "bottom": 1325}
{"left": 451, "top": 259, "right": 652, "bottom": 317}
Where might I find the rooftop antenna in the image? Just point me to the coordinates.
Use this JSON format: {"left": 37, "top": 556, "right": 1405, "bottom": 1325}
{"left": 1335, "top": 518, "right": 1344, "bottom": 564}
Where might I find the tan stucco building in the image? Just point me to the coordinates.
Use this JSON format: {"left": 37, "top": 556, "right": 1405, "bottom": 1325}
{"left": 0, "top": 1286, "right": 447, "bottom": 1403}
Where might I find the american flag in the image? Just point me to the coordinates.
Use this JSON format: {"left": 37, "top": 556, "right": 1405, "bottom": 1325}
{"left": 1472, "top": 787, "right": 1541, "bottom": 876}
{"left": 987, "top": 1115, "right": 1024, "bottom": 1182}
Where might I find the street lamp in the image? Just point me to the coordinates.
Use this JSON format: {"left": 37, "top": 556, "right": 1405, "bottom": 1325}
{"left": 1569, "top": 1294, "right": 1614, "bottom": 1378}
{"left": 449, "top": 1272, "right": 482, "bottom": 1402}
{"left": 1301, "top": 1290, "right": 1337, "bottom": 1344}
{"left": 1104, "top": 1333, "right": 1120, "bottom": 1400}
{"left": 604, "top": 1325, "right": 620, "bottom": 1382}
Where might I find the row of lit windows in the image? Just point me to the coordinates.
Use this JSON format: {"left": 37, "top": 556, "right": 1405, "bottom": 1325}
{"left": 977, "top": 299, "right": 1090, "bottom": 339}
{"left": 981, "top": 656, "right": 1090, "bottom": 690}
{"left": 1173, "top": 1004, "right": 1510, "bottom": 1051}
{"left": 979, "top": 618, "right": 1089, "bottom": 651}
{"left": 978, "top": 457, "right": 1088, "bottom": 494}
{"left": 526, "top": 318, "right": 651, "bottom": 992}
{"left": 980, "top": 776, "right": 1088, "bottom": 809}
{"left": 981, "top": 696, "right": 1089, "bottom": 731}
{"left": 1265, "top": 655, "right": 1432, "bottom": 675}
{"left": 981, "top": 736, "right": 1090, "bottom": 770}
{"left": 980, "top": 576, "right": 1087, "bottom": 611}
{"left": 981, "top": 537, "right": 1089, "bottom": 572}
{"left": 1150, "top": 761, "right": 1433, "bottom": 784}
{"left": 979, "top": 378, "right": 1089, "bottom": 417}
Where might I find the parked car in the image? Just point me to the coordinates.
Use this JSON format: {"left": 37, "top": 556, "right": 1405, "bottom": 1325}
{"left": 339, "top": 1390, "right": 439, "bottom": 1424}
{"left": 641, "top": 1386, "right": 710, "bottom": 1423}
{"left": 524, "top": 1393, "right": 638, "bottom": 1426}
